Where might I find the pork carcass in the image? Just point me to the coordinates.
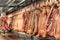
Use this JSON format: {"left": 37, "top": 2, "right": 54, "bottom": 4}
{"left": 33, "top": 9, "right": 40, "bottom": 36}
{"left": 26, "top": 11, "right": 35, "bottom": 34}
{"left": 12, "top": 12, "right": 24, "bottom": 32}
{"left": 55, "top": 7, "right": 60, "bottom": 40}
{"left": 36, "top": 7, "right": 47, "bottom": 37}
{"left": 1, "top": 16, "right": 10, "bottom": 31}
{"left": 23, "top": 11, "right": 30, "bottom": 33}
{"left": 46, "top": 7, "right": 58, "bottom": 37}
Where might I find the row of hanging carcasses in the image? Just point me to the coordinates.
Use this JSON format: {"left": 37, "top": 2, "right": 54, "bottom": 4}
{"left": 6, "top": 6, "right": 60, "bottom": 40}
{"left": 0, "top": 2, "right": 60, "bottom": 40}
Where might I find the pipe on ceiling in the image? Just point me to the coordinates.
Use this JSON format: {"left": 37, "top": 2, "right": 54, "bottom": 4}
{"left": 5, "top": 0, "right": 15, "bottom": 8}
{"left": 4, "top": 0, "right": 25, "bottom": 12}
{"left": 17, "top": 0, "right": 25, "bottom": 5}
{"left": 5, "top": 0, "right": 12, "bottom": 5}
{"left": 4, "top": 0, "right": 15, "bottom": 11}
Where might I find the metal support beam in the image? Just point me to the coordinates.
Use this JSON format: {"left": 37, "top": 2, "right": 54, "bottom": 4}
{"left": 3, "top": 0, "right": 15, "bottom": 12}
{"left": 5, "top": 0, "right": 12, "bottom": 5}
{"left": 17, "top": 0, "right": 25, "bottom": 5}
{"left": 5, "top": 0, "right": 15, "bottom": 9}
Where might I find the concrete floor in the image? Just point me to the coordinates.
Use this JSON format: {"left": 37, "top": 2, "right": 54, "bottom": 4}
{"left": 0, "top": 32, "right": 56, "bottom": 40}
{"left": 0, "top": 33, "right": 24, "bottom": 40}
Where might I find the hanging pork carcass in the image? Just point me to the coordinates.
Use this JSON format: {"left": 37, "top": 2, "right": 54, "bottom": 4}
{"left": 23, "top": 11, "right": 30, "bottom": 33}
{"left": 1, "top": 13, "right": 10, "bottom": 31}
{"left": 46, "top": 5, "right": 58, "bottom": 37}
{"left": 32, "top": 9, "right": 41, "bottom": 37}
{"left": 55, "top": 6, "right": 60, "bottom": 40}
{"left": 11, "top": 11, "right": 25, "bottom": 32}
{"left": 38, "top": 6, "right": 47, "bottom": 37}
